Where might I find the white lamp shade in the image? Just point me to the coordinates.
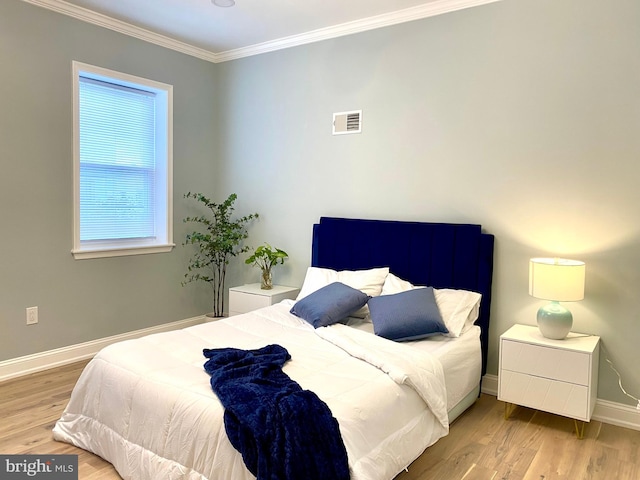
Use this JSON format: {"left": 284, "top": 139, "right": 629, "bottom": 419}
{"left": 529, "top": 258, "right": 585, "bottom": 302}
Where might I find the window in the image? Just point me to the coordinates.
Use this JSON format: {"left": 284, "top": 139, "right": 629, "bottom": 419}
{"left": 72, "top": 62, "right": 173, "bottom": 259}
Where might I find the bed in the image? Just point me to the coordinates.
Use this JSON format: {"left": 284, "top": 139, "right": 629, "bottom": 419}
{"left": 53, "top": 216, "right": 494, "bottom": 480}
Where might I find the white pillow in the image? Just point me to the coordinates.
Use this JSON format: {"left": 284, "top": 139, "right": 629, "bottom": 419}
{"left": 434, "top": 288, "right": 481, "bottom": 337}
{"left": 296, "top": 266, "right": 390, "bottom": 317}
{"left": 380, "top": 272, "right": 414, "bottom": 295}
{"left": 380, "top": 273, "right": 481, "bottom": 337}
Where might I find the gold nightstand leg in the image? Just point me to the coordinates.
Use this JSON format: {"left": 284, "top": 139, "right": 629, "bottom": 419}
{"left": 574, "top": 420, "right": 586, "bottom": 439}
{"left": 504, "top": 402, "right": 516, "bottom": 420}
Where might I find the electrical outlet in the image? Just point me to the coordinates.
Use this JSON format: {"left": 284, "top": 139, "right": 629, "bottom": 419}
{"left": 26, "top": 306, "right": 38, "bottom": 325}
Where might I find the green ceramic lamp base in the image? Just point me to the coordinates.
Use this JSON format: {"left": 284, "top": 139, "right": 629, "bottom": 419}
{"left": 537, "top": 301, "right": 573, "bottom": 340}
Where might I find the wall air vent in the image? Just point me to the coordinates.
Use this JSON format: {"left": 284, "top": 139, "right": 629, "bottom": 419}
{"left": 333, "top": 110, "right": 362, "bottom": 135}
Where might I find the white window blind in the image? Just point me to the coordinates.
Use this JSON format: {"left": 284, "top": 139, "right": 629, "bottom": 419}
{"left": 79, "top": 77, "right": 157, "bottom": 241}
{"left": 72, "top": 62, "right": 173, "bottom": 259}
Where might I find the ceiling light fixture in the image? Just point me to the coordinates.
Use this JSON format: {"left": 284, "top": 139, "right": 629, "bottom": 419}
{"left": 212, "top": 0, "right": 235, "bottom": 6}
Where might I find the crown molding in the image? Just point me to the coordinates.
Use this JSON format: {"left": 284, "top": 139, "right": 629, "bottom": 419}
{"left": 24, "top": 0, "right": 502, "bottom": 64}
{"left": 215, "top": 0, "right": 502, "bottom": 62}
{"left": 21, "top": 0, "right": 219, "bottom": 62}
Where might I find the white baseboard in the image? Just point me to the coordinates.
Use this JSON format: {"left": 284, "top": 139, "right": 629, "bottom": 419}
{"left": 591, "top": 399, "right": 640, "bottom": 431}
{"left": 481, "top": 373, "right": 640, "bottom": 431}
{"left": 481, "top": 373, "right": 499, "bottom": 396}
{"left": 0, "top": 315, "right": 207, "bottom": 382}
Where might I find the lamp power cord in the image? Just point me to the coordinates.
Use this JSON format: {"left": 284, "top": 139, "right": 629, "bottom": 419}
{"left": 600, "top": 341, "right": 640, "bottom": 411}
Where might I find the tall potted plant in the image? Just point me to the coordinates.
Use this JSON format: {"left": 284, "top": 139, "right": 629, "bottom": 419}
{"left": 182, "top": 192, "right": 257, "bottom": 317}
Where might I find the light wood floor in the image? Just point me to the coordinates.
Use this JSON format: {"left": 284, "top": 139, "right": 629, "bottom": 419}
{"left": 2, "top": 361, "right": 640, "bottom": 480}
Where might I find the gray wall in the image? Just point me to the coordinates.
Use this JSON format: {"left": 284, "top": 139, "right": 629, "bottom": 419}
{"left": 0, "top": 0, "right": 221, "bottom": 360}
{"left": 2, "top": 0, "right": 639, "bottom": 408}
{"left": 219, "top": 0, "right": 640, "bottom": 406}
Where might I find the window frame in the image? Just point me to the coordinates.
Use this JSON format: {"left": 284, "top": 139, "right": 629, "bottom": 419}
{"left": 71, "top": 61, "right": 174, "bottom": 260}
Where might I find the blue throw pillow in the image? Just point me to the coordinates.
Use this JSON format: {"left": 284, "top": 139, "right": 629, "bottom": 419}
{"left": 369, "top": 287, "right": 448, "bottom": 341}
{"left": 290, "top": 282, "right": 370, "bottom": 328}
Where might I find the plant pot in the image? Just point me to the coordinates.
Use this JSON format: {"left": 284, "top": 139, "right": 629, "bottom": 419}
{"left": 261, "top": 269, "right": 273, "bottom": 290}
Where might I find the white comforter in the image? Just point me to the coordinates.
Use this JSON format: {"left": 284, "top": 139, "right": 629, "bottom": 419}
{"left": 53, "top": 302, "right": 449, "bottom": 480}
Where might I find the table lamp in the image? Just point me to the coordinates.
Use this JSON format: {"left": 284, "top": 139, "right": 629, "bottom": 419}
{"left": 529, "top": 257, "right": 585, "bottom": 339}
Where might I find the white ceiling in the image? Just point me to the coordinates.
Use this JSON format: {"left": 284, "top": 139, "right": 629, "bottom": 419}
{"left": 27, "top": 0, "right": 501, "bottom": 62}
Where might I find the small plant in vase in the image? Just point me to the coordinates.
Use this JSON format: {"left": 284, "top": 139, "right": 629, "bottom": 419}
{"left": 245, "top": 243, "right": 289, "bottom": 290}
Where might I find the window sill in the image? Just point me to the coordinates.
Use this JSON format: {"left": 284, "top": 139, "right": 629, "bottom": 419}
{"left": 72, "top": 243, "right": 175, "bottom": 260}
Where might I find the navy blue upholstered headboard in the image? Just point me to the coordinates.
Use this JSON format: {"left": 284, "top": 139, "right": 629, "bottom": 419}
{"left": 311, "top": 217, "right": 495, "bottom": 376}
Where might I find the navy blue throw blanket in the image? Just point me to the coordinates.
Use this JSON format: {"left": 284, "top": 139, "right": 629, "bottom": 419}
{"left": 203, "top": 344, "right": 350, "bottom": 480}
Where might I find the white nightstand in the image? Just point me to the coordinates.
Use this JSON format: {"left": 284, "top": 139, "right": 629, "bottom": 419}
{"left": 498, "top": 324, "right": 599, "bottom": 438}
{"left": 228, "top": 283, "right": 300, "bottom": 316}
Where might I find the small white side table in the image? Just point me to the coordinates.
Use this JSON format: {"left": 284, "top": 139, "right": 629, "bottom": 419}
{"left": 229, "top": 283, "right": 300, "bottom": 316}
{"left": 498, "top": 324, "right": 600, "bottom": 438}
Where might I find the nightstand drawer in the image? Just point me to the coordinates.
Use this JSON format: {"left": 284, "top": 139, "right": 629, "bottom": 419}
{"left": 229, "top": 290, "right": 270, "bottom": 314}
{"left": 501, "top": 340, "right": 591, "bottom": 386}
{"left": 500, "top": 370, "right": 589, "bottom": 420}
